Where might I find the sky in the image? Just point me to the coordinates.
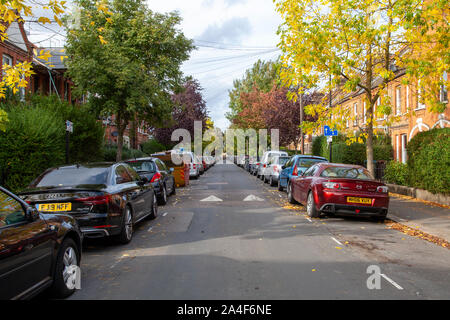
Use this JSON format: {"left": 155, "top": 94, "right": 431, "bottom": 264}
{"left": 25, "top": 0, "right": 283, "bottom": 131}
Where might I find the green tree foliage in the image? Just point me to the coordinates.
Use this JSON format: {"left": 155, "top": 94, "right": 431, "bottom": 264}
{"left": 65, "top": 0, "right": 194, "bottom": 161}
{"left": 102, "top": 145, "right": 145, "bottom": 161}
{"left": 226, "top": 59, "right": 280, "bottom": 123}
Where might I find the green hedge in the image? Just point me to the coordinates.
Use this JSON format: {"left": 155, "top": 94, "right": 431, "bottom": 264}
{"left": 407, "top": 128, "right": 450, "bottom": 194}
{"left": 0, "top": 106, "right": 65, "bottom": 192}
{"left": 103, "top": 145, "right": 146, "bottom": 161}
{"left": 141, "top": 138, "right": 166, "bottom": 155}
{"left": 0, "top": 95, "right": 105, "bottom": 192}
{"left": 312, "top": 133, "right": 393, "bottom": 165}
{"left": 384, "top": 161, "right": 409, "bottom": 186}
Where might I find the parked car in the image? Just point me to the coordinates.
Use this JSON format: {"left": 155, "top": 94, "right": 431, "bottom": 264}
{"left": 249, "top": 156, "right": 261, "bottom": 175}
{"left": 257, "top": 151, "right": 289, "bottom": 180}
{"left": 197, "top": 155, "right": 205, "bottom": 175}
{"left": 287, "top": 163, "right": 389, "bottom": 221}
{"left": 0, "top": 186, "right": 82, "bottom": 299}
{"left": 264, "top": 156, "right": 291, "bottom": 186}
{"left": 19, "top": 163, "right": 157, "bottom": 244}
{"left": 126, "top": 157, "right": 176, "bottom": 205}
{"left": 174, "top": 151, "right": 200, "bottom": 179}
{"left": 278, "top": 155, "right": 328, "bottom": 191}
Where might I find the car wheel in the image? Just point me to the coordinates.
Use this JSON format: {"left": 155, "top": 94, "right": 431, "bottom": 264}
{"left": 270, "top": 176, "right": 275, "bottom": 186}
{"left": 117, "top": 206, "right": 133, "bottom": 244}
{"left": 148, "top": 193, "right": 158, "bottom": 220}
{"left": 158, "top": 185, "right": 168, "bottom": 205}
{"left": 50, "top": 238, "right": 80, "bottom": 298}
{"left": 287, "top": 183, "right": 297, "bottom": 204}
{"left": 278, "top": 179, "right": 284, "bottom": 191}
{"left": 171, "top": 182, "right": 176, "bottom": 195}
{"left": 307, "top": 191, "right": 320, "bottom": 218}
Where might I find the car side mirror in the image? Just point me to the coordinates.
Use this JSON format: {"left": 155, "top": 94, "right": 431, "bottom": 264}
{"left": 26, "top": 207, "right": 39, "bottom": 222}
{"left": 281, "top": 165, "right": 286, "bottom": 170}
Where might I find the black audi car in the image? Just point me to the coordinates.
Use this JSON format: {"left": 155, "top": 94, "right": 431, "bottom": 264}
{"left": 0, "top": 186, "right": 82, "bottom": 300}
{"left": 125, "top": 157, "right": 176, "bottom": 205}
{"left": 19, "top": 162, "right": 157, "bottom": 244}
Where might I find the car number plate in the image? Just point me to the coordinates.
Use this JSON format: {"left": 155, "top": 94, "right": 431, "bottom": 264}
{"left": 347, "top": 197, "right": 372, "bottom": 205}
{"left": 38, "top": 203, "right": 72, "bottom": 212}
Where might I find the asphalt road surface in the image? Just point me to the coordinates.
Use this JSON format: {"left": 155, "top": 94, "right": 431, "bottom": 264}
{"left": 69, "top": 163, "right": 450, "bottom": 300}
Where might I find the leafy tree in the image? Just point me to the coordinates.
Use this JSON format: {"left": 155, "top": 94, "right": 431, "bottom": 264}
{"left": 226, "top": 59, "right": 280, "bottom": 124}
{"left": 65, "top": 0, "right": 194, "bottom": 161}
{"left": 153, "top": 79, "right": 209, "bottom": 148}
{"left": 275, "top": 0, "right": 449, "bottom": 176}
{"left": 0, "top": 0, "right": 68, "bottom": 127}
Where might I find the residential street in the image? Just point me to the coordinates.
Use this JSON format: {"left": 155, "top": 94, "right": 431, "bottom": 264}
{"left": 69, "top": 163, "right": 450, "bottom": 300}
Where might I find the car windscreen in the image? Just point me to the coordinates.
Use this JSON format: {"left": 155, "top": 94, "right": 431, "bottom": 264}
{"left": 31, "top": 167, "right": 110, "bottom": 188}
{"left": 127, "top": 161, "right": 156, "bottom": 173}
{"left": 320, "top": 166, "right": 374, "bottom": 180}
{"left": 278, "top": 157, "right": 290, "bottom": 165}
{"left": 298, "top": 158, "right": 327, "bottom": 168}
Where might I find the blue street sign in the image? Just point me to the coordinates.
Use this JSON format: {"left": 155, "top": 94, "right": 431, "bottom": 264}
{"left": 324, "top": 126, "right": 338, "bottom": 137}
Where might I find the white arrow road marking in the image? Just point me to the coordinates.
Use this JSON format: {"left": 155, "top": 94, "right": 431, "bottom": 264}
{"left": 243, "top": 195, "right": 265, "bottom": 202}
{"left": 200, "top": 195, "right": 223, "bottom": 202}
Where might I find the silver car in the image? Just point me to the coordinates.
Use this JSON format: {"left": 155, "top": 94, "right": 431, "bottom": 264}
{"left": 264, "top": 156, "right": 291, "bottom": 186}
{"left": 257, "top": 151, "right": 289, "bottom": 180}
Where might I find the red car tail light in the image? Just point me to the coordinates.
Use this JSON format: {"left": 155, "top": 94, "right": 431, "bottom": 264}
{"left": 292, "top": 165, "right": 298, "bottom": 176}
{"left": 377, "top": 186, "right": 389, "bottom": 193}
{"left": 322, "top": 182, "right": 341, "bottom": 190}
{"left": 150, "top": 172, "right": 161, "bottom": 183}
{"left": 75, "top": 195, "right": 110, "bottom": 205}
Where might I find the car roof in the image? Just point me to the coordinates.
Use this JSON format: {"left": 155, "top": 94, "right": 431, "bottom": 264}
{"left": 53, "top": 162, "right": 116, "bottom": 170}
{"left": 292, "top": 155, "right": 327, "bottom": 160}
{"left": 318, "top": 162, "right": 364, "bottom": 169}
{"left": 125, "top": 157, "right": 156, "bottom": 162}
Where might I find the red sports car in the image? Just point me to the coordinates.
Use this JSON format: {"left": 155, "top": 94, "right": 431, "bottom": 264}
{"left": 287, "top": 163, "right": 389, "bottom": 221}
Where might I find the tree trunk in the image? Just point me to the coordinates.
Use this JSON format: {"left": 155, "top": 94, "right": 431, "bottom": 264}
{"left": 366, "top": 101, "right": 375, "bottom": 177}
{"left": 116, "top": 113, "right": 125, "bottom": 162}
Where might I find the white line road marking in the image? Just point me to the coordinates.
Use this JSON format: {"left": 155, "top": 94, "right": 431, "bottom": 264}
{"left": 147, "top": 226, "right": 153, "bottom": 232}
{"left": 331, "top": 237, "right": 343, "bottom": 246}
{"left": 306, "top": 218, "right": 312, "bottom": 222}
{"left": 381, "top": 274, "right": 404, "bottom": 290}
{"left": 162, "top": 212, "right": 168, "bottom": 217}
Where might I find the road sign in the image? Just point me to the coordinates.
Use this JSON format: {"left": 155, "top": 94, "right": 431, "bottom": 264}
{"left": 66, "top": 120, "right": 73, "bottom": 133}
{"left": 324, "top": 125, "right": 338, "bottom": 137}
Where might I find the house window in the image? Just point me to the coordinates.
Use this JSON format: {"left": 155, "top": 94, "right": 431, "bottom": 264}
{"left": 17, "top": 60, "right": 25, "bottom": 101}
{"left": 2, "top": 54, "right": 12, "bottom": 76}
{"left": 440, "top": 71, "right": 448, "bottom": 103}
{"left": 406, "top": 85, "right": 410, "bottom": 111}
{"left": 417, "top": 80, "right": 425, "bottom": 110}
{"left": 376, "top": 97, "right": 382, "bottom": 120}
{"left": 401, "top": 134, "right": 407, "bottom": 164}
{"left": 396, "top": 86, "right": 401, "bottom": 115}
{"left": 353, "top": 103, "right": 358, "bottom": 126}
{"left": 396, "top": 135, "right": 400, "bottom": 161}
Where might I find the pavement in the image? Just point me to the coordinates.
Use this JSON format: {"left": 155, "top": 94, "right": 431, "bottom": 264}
{"left": 67, "top": 163, "right": 450, "bottom": 300}
{"left": 388, "top": 195, "right": 450, "bottom": 242}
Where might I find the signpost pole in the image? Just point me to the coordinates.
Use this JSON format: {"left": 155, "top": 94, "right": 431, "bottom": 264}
{"left": 65, "top": 120, "right": 73, "bottom": 164}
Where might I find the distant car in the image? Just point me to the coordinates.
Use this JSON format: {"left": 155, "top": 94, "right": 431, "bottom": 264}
{"left": 264, "top": 156, "right": 291, "bottom": 186}
{"left": 278, "top": 155, "right": 328, "bottom": 191}
{"left": 0, "top": 186, "right": 82, "bottom": 299}
{"left": 126, "top": 157, "right": 176, "bottom": 205}
{"left": 197, "top": 155, "right": 205, "bottom": 175}
{"left": 19, "top": 163, "right": 157, "bottom": 244}
{"left": 175, "top": 152, "right": 200, "bottom": 179}
{"left": 287, "top": 163, "right": 389, "bottom": 221}
{"left": 257, "top": 151, "right": 289, "bottom": 180}
{"left": 249, "top": 156, "right": 261, "bottom": 175}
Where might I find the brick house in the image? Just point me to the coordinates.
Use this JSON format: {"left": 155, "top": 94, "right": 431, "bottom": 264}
{"left": 322, "top": 69, "right": 449, "bottom": 163}
{"left": 102, "top": 114, "right": 151, "bottom": 150}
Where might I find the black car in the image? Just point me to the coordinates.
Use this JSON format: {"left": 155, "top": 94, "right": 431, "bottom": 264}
{"left": 19, "top": 162, "right": 157, "bottom": 244}
{"left": 126, "top": 157, "right": 176, "bottom": 205}
{"left": 0, "top": 186, "right": 82, "bottom": 299}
